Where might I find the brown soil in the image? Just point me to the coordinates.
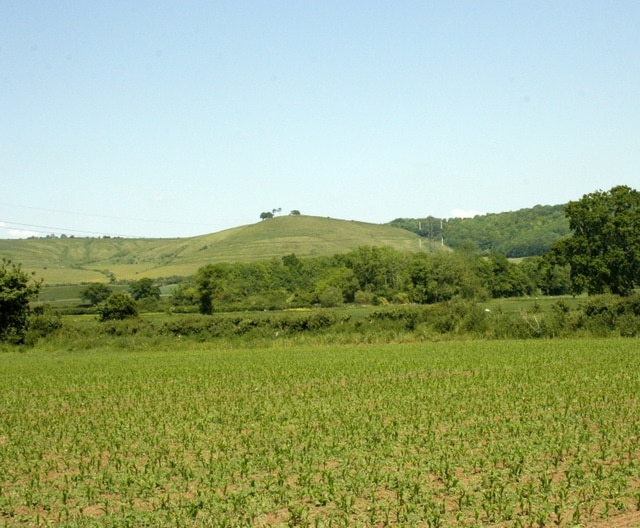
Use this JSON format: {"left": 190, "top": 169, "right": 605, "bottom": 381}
{"left": 587, "top": 511, "right": 640, "bottom": 528}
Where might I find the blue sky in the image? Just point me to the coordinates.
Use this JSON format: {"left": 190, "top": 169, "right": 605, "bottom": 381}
{"left": 2, "top": 1, "right": 638, "bottom": 239}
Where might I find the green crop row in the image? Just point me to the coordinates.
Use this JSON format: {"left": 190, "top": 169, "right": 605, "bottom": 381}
{"left": 1, "top": 339, "right": 639, "bottom": 526}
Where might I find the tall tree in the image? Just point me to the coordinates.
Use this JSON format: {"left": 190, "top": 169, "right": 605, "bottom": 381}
{"left": 549, "top": 185, "right": 640, "bottom": 295}
{"left": 0, "top": 259, "right": 42, "bottom": 342}
{"left": 129, "top": 278, "right": 161, "bottom": 300}
{"left": 195, "top": 264, "right": 227, "bottom": 314}
{"left": 81, "top": 283, "right": 112, "bottom": 306}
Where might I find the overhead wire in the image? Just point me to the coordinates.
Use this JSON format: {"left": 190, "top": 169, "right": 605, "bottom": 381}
{"left": 0, "top": 201, "right": 233, "bottom": 230}
{"left": 0, "top": 220, "right": 143, "bottom": 239}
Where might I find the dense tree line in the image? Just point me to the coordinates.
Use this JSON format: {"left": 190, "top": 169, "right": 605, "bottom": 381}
{"left": 172, "top": 246, "right": 570, "bottom": 314}
{"left": 389, "top": 204, "right": 570, "bottom": 257}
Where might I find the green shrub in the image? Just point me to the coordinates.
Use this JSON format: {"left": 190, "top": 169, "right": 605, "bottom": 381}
{"left": 161, "top": 315, "right": 234, "bottom": 339}
{"left": 98, "top": 293, "right": 139, "bottom": 321}
{"left": 428, "top": 299, "right": 488, "bottom": 335}
{"left": 23, "top": 304, "right": 63, "bottom": 345}
{"left": 354, "top": 290, "right": 375, "bottom": 305}
{"left": 101, "top": 319, "right": 148, "bottom": 336}
{"left": 0, "top": 259, "right": 42, "bottom": 343}
{"left": 318, "top": 286, "right": 343, "bottom": 308}
{"left": 580, "top": 294, "right": 640, "bottom": 337}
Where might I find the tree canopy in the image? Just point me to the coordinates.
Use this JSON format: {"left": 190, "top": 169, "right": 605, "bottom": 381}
{"left": 129, "top": 278, "right": 161, "bottom": 300}
{"left": 549, "top": 185, "right": 640, "bottom": 295}
{"left": 81, "top": 283, "right": 112, "bottom": 306}
{"left": 98, "top": 293, "right": 139, "bottom": 321}
{"left": 0, "top": 259, "right": 42, "bottom": 342}
{"left": 184, "top": 245, "right": 563, "bottom": 314}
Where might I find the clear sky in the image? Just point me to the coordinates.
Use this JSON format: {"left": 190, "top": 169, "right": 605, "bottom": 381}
{"left": 2, "top": 1, "right": 639, "bottom": 239}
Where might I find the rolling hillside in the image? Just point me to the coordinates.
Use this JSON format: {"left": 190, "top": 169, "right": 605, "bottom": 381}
{"left": 0, "top": 216, "right": 428, "bottom": 284}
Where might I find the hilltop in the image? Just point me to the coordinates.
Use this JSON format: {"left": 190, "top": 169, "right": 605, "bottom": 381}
{"left": 0, "top": 215, "right": 429, "bottom": 284}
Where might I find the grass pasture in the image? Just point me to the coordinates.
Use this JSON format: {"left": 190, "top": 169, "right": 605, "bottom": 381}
{"left": 481, "top": 295, "right": 586, "bottom": 314}
{"left": 1, "top": 339, "right": 639, "bottom": 527}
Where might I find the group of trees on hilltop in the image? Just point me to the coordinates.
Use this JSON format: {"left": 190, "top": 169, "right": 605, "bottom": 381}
{"left": 260, "top": 209, "right": 301, "bottom": 220}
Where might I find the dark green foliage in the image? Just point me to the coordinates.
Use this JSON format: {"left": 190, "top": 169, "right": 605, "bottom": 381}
{"left": 550, "top": 185, "right": 640, "bottom": 296}
{"left": 0, "top": 259, "right": 42, "bottom": 343}
{"left": 369, "top": 300, "right": 489, "bottom": 336}
{"left": 317, "top": 286, "right": 344, "bottom": 307}
{"left": 186, "top": 245, "right": 553, "bottom": 316}
{"left": 479, "top": 254, "right": 536, "bottom": 298}
{"left": 194, "top": 264, "right": 225, "bottom": 314}
{"left": 24, "top": 304, "right": 63, "bottom": 345}
{"left": 98, "top": 293, "right": 139, "bottom": 321}
{"left": 520, "top": 257, "right": 571, "bottom": 296}
{"left": 429, "top": 299, "right": 489, "bottom": 335}
{"left": 100, "top": 318, "right": 149, "bottom": 336}
{"left": 80, "top": 282, "right": 112, "bottom": 306}
{"left": 128, "top": 277, "right": 161, "bottom": 300}
{"left": 364, "top": 293, "right": 640, "bottom": 340}
{"left": 160, "top": 315, "right": 234, "bottom": 338}
{"left": 338, "top": 246, "right": 406, "bottom": 299}
{"left": 158, "top": 310, "right": 345, "bottom": 340}
{"left": 581, "top": 294, "right": 640, "bottom": 337}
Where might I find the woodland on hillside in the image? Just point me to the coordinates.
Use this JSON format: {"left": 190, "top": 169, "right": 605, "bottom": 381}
{"left": 389, "top": 204, "right": 570, "bottom": 257}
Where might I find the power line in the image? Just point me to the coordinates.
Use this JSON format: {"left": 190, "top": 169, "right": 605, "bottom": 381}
{"left": 0, "top": 202, "right": 227, "bottom": 229}
{"left": 0, "top": 220, "right": 142, "bottom": 238}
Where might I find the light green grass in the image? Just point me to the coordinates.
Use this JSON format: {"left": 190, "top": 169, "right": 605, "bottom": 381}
{"left": 1, "top": 339, "right": 639, "bottom": 526}
{"left": 482, "top": 294, "right": 586, "bottom": 313}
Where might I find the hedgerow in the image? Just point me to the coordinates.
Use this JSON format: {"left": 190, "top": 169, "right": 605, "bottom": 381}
{"left": 11, "top": 293, "right": 640, "bottom": 349}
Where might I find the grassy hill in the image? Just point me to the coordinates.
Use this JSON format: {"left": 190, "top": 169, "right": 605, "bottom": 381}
{"left": 1, "top": 216, "right": 428, "bottom": 284}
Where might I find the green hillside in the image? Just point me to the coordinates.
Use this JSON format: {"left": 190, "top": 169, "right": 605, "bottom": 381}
{"left": 0, "top": 216, "right": 427, "bottom": 284}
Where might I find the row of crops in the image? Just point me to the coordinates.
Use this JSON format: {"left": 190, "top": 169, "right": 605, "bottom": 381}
{"left": 1, "top": 339, "right": 639, "bottom": 526}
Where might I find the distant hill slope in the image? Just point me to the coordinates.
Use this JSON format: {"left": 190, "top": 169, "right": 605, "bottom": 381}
{"left": 388, "top": 204, "right": 570, "bottom": 257}
{"left": 0, "top": 215, "right": 428, "bottom": 284}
